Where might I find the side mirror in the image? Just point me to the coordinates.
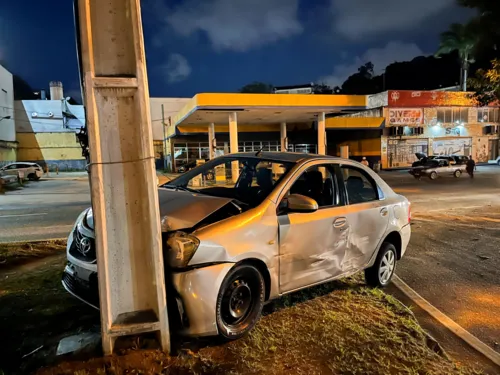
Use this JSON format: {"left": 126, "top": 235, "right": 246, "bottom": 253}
{"left": 287, "top": 194, "right": 318, "bottom": 213}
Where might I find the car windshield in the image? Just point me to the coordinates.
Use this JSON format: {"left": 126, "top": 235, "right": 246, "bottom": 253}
{"left": 163, "top": 156, "right": 295, "bottom": 207}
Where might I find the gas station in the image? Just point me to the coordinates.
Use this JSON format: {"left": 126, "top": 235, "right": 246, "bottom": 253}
{"left": 165, "top": 92, "right": 385, "bottom": 171}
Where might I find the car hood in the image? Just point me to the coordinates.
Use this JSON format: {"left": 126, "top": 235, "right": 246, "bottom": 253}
{"left": 84, "top": 189, "right": 235, "bottom": 232}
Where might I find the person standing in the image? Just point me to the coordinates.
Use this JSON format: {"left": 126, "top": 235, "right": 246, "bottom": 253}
{"left": 361, "top": 157, "right": 369, "bottom": 167}
{"left": 466, "top": 158, "right": 476, "bottom": 178}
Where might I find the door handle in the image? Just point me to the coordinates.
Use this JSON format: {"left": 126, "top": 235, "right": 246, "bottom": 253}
{"left": 333, "top": 217, "right": 347, "bottom": 228}
{"left": 380, "top": 207, "right": 388, "bottom": 217}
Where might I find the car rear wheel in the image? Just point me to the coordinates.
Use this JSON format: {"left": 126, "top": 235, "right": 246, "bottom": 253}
{"left": 453, "top": 170, "right": 462, "bottom": 178}
{"left": 365, "top": 242, "right": 397, "bottom": 288}
{"left": 216, "top": 264, "right": 265, "bottom": 340}
{"left": 429, "top": 171, "right": 438, "bottom": 180}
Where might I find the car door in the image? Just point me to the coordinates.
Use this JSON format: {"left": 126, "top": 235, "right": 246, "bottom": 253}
{"left": 334, "top": 164, "right": 390, "bottom": 272}
{"left": 278, "top": 162, "right": 349, "bottom": 293}
{"left": 3, "top": 164, "right": 18, "bottom": 177}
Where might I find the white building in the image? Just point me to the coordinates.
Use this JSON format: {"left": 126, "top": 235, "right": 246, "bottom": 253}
{"left": 0, "top": 64, "right": 16, "bottom": 164}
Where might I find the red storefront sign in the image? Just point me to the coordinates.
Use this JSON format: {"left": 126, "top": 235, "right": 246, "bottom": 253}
{"left": 388, "top": 90, "right": 476, "bottom": 107}
{"left": 388, "top": 108, "right": 423, "bottom": 125}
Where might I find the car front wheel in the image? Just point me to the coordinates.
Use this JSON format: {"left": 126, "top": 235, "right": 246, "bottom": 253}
{"left": 429, "top": 171, "right": 438, "bottom": 180}
{"left": 216, "top": 264, "right": 265, "bottom": 340}
{"left": 365, "top": 242, "right": 397, "bottom": 288}
{"left": 453, "top": 170, "right": 461, "bottom": 178}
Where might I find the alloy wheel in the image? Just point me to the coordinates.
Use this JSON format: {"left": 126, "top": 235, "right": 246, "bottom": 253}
{"left": 379, "top": 250, "right": 395, "bottom": 284}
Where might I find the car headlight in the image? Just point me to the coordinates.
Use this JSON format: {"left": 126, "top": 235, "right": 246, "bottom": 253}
{"left": 166, "top": 232, "right": 200, "bottom": 268}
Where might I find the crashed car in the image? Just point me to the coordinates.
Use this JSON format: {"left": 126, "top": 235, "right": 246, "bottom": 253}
{"left": 409, "top": 153, "right": 466, "bottom": 180}
{"left": 62, "top": 152, "right": 411, "bottom": 339}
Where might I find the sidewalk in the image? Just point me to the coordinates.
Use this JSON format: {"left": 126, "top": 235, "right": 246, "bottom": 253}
{"left": 42, "top": 172, "right": 89, "bottom": 180}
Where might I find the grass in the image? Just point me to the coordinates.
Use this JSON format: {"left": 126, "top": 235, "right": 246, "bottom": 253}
{"left": 0, "top": 256, "right": 99, "bottom": 375}
{"left": 0, "top": 255, "right": 481, "bottom": 375}
{"left": 0, "top": 240, "right": 66, "bottom": 271}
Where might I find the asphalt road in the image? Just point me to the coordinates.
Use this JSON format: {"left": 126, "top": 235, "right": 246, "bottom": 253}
{"left": 0, "top": 178, "right": 90, "bottom": 242}
{"left": 1, "top": 166, "right": 499, "bottom": 352}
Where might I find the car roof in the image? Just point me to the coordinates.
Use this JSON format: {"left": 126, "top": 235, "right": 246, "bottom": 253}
{"left": 227, "top": 151, "right": 340, "bottom": 164}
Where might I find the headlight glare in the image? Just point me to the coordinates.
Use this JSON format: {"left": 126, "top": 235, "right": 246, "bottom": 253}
{"left": 166, "top": 232, "right": 200, "bottom": 268}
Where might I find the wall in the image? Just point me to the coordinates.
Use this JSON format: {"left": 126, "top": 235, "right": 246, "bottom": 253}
{"left": 0, "top": 64, "right": 16, "bottom": 163}
{"left": 16, "top": 132, "right": 85, "bottom": 169}
{"left": 15, "top": 100, "right": 85, "bottom": 169}
{"left": 149, "top": 97, "right": 190, "bottom": 141}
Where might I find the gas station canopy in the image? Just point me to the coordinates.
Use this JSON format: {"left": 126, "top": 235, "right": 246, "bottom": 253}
{"left": 169, "top": 93, "right": 368, "bottom": 135}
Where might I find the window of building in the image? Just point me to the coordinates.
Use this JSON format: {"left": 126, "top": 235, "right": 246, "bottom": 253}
{"left": 287, "top": 164, "right": 340, "bottom": 208}
{"left": 477, "top": 108, "right": 500, "bottom": 123}
{"left": 437, "top": 107, "right": 469, "bottom": 124}
{"left": 340, "top": 166, "right": 379, "bottom": 205}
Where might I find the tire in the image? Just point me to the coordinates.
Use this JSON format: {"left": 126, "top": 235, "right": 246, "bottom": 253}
{"left": 497, "top": 160, "right": 500, "bottom": 166}
{"left": 453, "top": 170, "right": 461, "bottom": 178}
{"left": 28, "top": 173, "right": 36, "bottom": 181}
{"left": 429, "top": 171, "right": 438, "bottom": 180}
{"left": 365, "top": 242, "right": 397, "bottom": 288}
{"left": 216, "top": 264, "right": 265, "bottom": 340}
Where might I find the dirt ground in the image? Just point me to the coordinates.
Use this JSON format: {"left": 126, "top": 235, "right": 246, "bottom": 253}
{"left": 0, "top": 255, "right": 482, "bottom": 375}
{"left": 398, "top": 206, "right": 500, "bottom": 352}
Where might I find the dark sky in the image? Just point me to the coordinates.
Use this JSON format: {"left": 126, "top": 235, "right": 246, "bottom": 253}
{"left": 0, "top": 0, "right": 473, "bottom": 101}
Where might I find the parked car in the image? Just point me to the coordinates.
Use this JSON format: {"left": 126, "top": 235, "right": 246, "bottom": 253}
{"left": 488, "top": 156, "right": 500, "bottom": 166}
{"left": 409, "top": 156, "right": 466, "bottom": 180}
{"left": 0, "top": 172, "right": 18, "bottom": 186}
{"left": 62, "top": 152, "right": 411, "bottom": 339}
{"left": 0, "top": 162, "right": 43, "bottom": 181}
{"left": 177, "top": 159, "right": 210, "bottom": 174}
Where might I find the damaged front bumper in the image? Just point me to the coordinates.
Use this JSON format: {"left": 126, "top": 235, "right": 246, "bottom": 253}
{"left": 62, "top": 250, "right": 234, "bottom": 337}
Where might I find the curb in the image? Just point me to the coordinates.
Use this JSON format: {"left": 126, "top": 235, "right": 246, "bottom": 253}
{"left": 0, "top": 238, "right": 66, "bottom": 245}
{"left": 393, "top": 274, "right": 500, "bottom": 367}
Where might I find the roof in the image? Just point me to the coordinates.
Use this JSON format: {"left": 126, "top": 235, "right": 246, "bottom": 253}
{"left": 227, "top": 151, "right": 338, "bottom": 163}
{"left": 169, "top": 93, "right": 367, "bottom": 136}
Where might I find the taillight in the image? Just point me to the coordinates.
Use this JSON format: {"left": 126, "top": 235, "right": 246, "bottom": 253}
{"left": 408, "top": 202, "right": 412, "bottom": 223}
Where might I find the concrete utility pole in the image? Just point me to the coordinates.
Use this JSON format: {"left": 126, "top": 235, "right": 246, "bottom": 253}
{"left": 76, "top": 0, "right": 169, "bottom": 354}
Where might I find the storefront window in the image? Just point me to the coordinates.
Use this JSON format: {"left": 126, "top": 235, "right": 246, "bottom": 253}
{"left": 437, "top": 108, "right": 468, "bottom": 124}
{"left": 477, "top": 108, "right": 500, "bottom": 123}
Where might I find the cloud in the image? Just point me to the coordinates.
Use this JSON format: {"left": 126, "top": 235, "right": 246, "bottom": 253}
{"left": 330, "top": 0, "right": 456, "bottom": 40}
{"left": 163, "top": 0, "right": 303, "bottom": 52}
{"left": 164, "top": 53, "right": 192, "bottom": 83}
{"left": 318, "top": 41, "right": 427, "bottom": 87}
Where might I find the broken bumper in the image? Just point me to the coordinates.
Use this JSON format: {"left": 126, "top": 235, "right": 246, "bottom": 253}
{"left": 62, "top": 256, "right": 234, "bottom": 337}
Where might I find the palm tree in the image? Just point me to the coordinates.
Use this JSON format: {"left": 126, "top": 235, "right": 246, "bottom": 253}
{"left": 436, "top": 23, "right": 478, "bottom": 91}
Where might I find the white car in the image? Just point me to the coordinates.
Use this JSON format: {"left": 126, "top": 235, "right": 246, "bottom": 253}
{"left": 488, "top": 156, "right": 500, "bottom": 166}
{"left": 0, "top": 162, "right": 43, "bottom": 181}
{"left": 62, "top": 152, "right": 411, "bottom": 339}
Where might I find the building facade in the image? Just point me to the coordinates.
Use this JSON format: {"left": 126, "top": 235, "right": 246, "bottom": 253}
{"left": 0, "top": 64, "right": 16, "bottom": 164}
{"left": 380, "top": 90, "right": 500, "bottom": 169}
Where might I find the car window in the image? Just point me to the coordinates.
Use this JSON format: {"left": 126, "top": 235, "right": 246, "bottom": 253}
{"left": 340, "top": 166, "right": 379, "bottom": 205}
{"left": 6, "top": 164, "right": 18, "bottom": 170}
{"left": 167, "top": 156, "right": 294, "bottom": 207}
{"left": 287, "top": 164, "right": 340, "bottom": 208}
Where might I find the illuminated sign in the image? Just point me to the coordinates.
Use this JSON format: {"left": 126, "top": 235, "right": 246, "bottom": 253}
{"left": 388, "top": 108, "right": 423, "bottom": 125}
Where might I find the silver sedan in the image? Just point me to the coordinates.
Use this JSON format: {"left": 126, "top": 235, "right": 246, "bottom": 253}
{"left": 62, "top": 152, "right": 411, "bottom": 339}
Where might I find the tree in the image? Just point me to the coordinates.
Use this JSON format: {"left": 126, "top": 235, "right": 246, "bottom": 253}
{"left": 458, "top": 0, "right": 500, "bottom": 42}
{"left": 312, "top": 83, "right": 334, "bottom": 94}
{"left": 436, "top": 23, "right": 478, "bottom": 91}
{"left": 239, "top": 82, "right": 273, "bottom": 93}
{"left": 468, "top": 59, "right": 500, "bottom": 105}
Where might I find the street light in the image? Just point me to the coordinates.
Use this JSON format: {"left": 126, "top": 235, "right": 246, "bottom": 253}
{"left": 0, "top": 115, "right": 11, "bottom": 122}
